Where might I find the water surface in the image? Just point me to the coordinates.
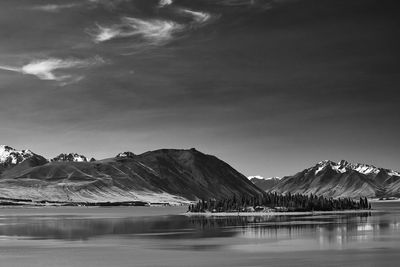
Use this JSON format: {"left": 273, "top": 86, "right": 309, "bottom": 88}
{"left": 0, "top": 202, "right": 399, "bottom": 266}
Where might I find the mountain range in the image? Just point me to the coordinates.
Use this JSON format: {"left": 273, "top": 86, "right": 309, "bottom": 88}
{"left": 264, "top": 160, "right": 400, "bottom": 198}
{"left": 1, "top": 145, "right": 399, "bottom": 204}
{"left": 0, "top": 145, "right": 263, "bottom": 204}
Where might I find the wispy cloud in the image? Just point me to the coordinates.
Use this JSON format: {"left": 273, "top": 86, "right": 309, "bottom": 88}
{"left": 89, "top": 17, "right": 183, "bottom": 45}
{"left": 159, "top": 0, "right": 173, "bottom": 7}
{"left": 93, "top": 25, "right": 121, "bottom": 43}
{"left": 31, "top": 3, "right": 80, "bottom": 12}
{"left": 179, "top": 9, "right": 213, "bottom": 24}
{"left": 31, "top": 0, "right": 132, "bottom": 12}
{"left": 0, "top": 57, "right": 104, "bottom": 84}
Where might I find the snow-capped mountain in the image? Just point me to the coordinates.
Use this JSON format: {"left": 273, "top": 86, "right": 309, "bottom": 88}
{"left": 0, "top": 145, "right": 48, "bottom": 175}
{"left": 271, "top": 160, "right": 400, "bottom": 198}
{"left": 313, "top": 160, "right": 387, "bottom": 176}
{"left": 1, "top": 145, "right": 36, "bottom": 166}
{"left": 51, "top": 153, "right": 88, "bottom": 162}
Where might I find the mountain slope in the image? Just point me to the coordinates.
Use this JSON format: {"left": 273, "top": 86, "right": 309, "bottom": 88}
{"left": 271, "top": 160, "right": 400, "bottom": 198}
{"left": 249, "top": 176, "right": 280, "bottom": 191}
{"left": 0, "top": 148, "right": 264, "bottom": 204}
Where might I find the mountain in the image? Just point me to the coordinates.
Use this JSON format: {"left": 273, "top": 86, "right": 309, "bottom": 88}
{"left": 270, "top": 160, "right": 400, "bottom": 198}
{"left": 0, "top": 145, "right": 48, "bottom": 172}
{"left": 249, "top": 176, "right": 280, "bottom": 191}
{"left": 51, "top": 153, "right": 89, "bottom": 162}
{"left": 0, "top": 147, "right": 263, "bottom": 204}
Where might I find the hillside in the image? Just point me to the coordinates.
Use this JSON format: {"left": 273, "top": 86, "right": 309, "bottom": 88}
{"left": 0, "top": 147, "right": 263, "bottom": 204}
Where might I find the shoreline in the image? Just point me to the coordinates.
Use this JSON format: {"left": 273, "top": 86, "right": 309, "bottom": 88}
{"left": 184, "top": 209, "right": 374, "bottom": 217}
{"left": 369, "top": 198, "right": 400, "bottom": 203}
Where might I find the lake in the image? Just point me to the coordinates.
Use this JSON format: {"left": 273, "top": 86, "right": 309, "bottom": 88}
{"left": 0, "top": 202, "right": 399, "bottom": 267}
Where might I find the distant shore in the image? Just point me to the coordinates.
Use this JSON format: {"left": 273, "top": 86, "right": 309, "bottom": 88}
{"left": 185, "top": 209, "right": 374, "bottom": 217}
{"left": 369, "top": 198, "right": 400, "bottom": 203}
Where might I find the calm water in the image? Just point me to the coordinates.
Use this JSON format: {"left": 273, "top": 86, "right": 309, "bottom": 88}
{"left": 0, "top": 202, "right": 399, "bottom": 267}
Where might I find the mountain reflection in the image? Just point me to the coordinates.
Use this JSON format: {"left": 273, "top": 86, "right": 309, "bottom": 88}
{"left": 1, "top": 210, "right": 399, "bottom": 249}
{"left": 188, "top": 212, "right": 399, "bottom": 247}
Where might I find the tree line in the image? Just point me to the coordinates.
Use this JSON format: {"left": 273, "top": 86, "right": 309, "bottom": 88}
{"left": 188, "top": 192, "right": 371, "bottom": 213}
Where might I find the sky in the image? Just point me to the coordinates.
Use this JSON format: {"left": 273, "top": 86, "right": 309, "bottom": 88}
{"left": 0, "top": 0, "right": 399, "bottom": 177}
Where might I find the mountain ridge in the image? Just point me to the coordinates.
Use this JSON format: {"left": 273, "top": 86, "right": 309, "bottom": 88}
{"left": 0, "top": 146, "right": 264, "bottom": 204}
{"left": 2, "top": 145, "right": 400, "bottom": 202}
{"left": 269, "top": 160, "right": 400, "bottom": 198}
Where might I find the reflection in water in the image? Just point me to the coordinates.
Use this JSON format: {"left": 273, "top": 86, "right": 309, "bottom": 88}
{"left": 187, "top": 210, "right": 400, "bottom": 250}
{"left": 0, "top": 205, "right": 398, "bottom": 267}
{"left": 0, "top": 204, "right": 399, "bottom": 253}
{"left": 0, "top": 215, "right": 190, "bottom": 240}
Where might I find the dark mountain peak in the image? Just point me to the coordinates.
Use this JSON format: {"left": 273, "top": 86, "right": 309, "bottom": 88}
{"left": 141, "top": 148, "right": 206, "bottom": 159}
{"left": 51, "top": 153, "right": 88, "bottom": 162}
{"left": 154, "top": 148, "right": 200, "bottom": 153}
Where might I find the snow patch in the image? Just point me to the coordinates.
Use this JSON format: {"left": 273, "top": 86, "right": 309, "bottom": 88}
{"left": 0, "top": 145, "right": 34, "bottom": 165}
{"left": 389, "top": 170, "right": 400, "bottom": 176}
{"left": 248, "top": 175, "right": 264, "bottom": 180}
{"left": 248, "top": 176, "right": 280, "bottom": 180}
{"left": 315, "top": 166, "right": 325, "bottom": 175}
{"left": 116, "top": 151, "right": 135, "bottom": 158}
{"left": 313, "top": 159, "right": 394, "bottom": 176}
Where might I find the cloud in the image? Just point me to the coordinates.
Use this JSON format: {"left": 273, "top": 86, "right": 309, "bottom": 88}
{"left": 31, "top": 0, "right": 132, "bottom": 12}
{"left": 179, "top": 9, "right": 212, "bottom": 24}
{"left": 0, "top": 57, "right": 104, "bottom": 84}
{"left": 159, "top": 0, "right": 173, "bottom": 7}
{"left": 31, "top": 3, "right": 80, "bottom": 12}
{"left": 93, "top": 25, "right": 121, "bottom": 43}
{"left": 90, "top": 17, "right": 183, "bottom": 45}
